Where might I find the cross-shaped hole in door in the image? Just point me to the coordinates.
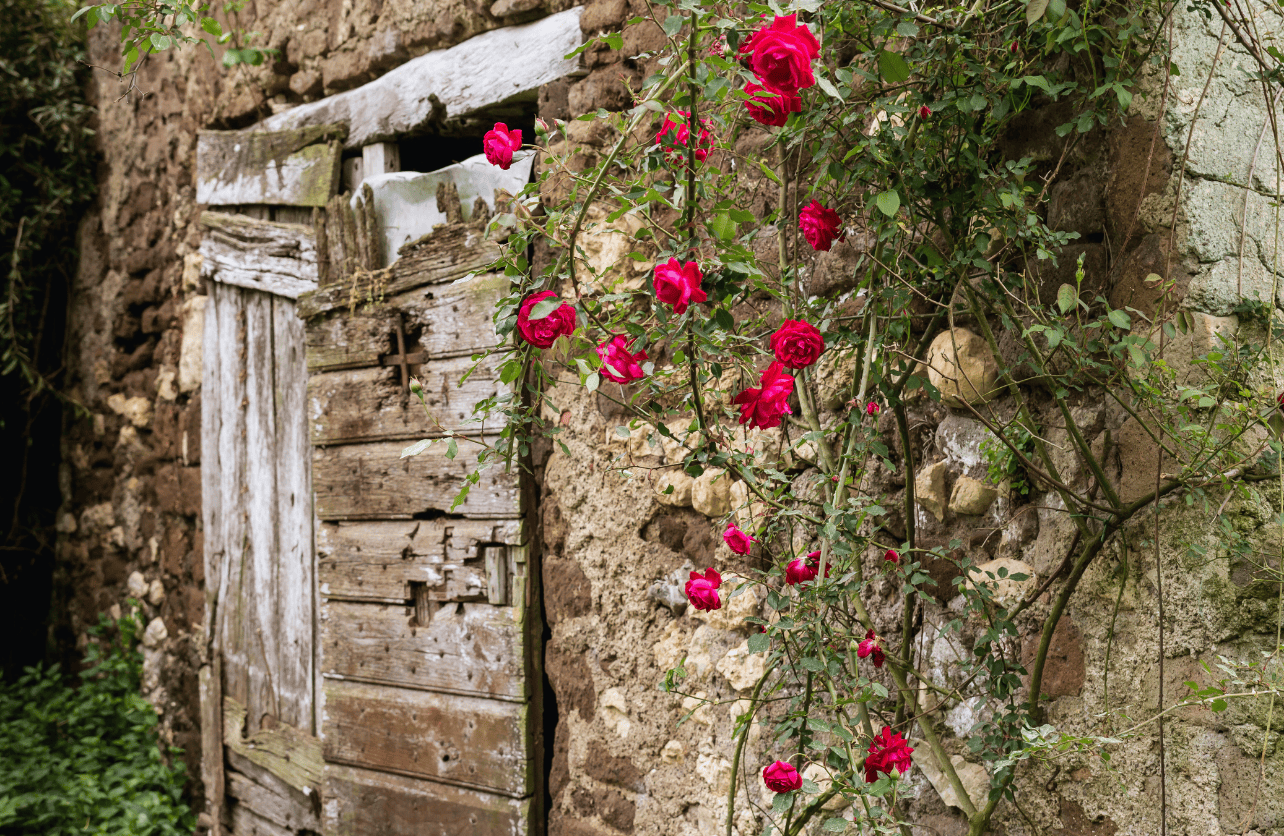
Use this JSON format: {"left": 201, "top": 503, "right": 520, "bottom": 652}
{"left": 379, "top": 312, "right": 428, "bottom": 396}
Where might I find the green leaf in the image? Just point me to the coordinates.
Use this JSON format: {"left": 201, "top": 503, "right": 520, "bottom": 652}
{"left": 875, "top": 189, "right": 900, "bottom": 217}
{"left": 221, "top": 47, "right": 241, "bottom": 67}
{"left": 800, "top": 656, "right": 825, "bottom": 672}
{"left": 1025, "top": 0, "right": 1049, "bottom": 23}
{"left": 400, "top": 438, "right": 434, "bottom": 458}
{"left": 527, "top": 298, "right": 562, "bottom": 321}
{"left": 711, "top": 212, "right": 737, "bottom": 241}
{"left": 663, "top": 14, "right": 684, "bottom": 36}
{"left": 816, "top": 76, "right": 842, "bottom": 100}
{"left": 1056, "top": 283, "right": 1077, "bottom": 314}
{"left": 877, "top": 50, "right": 911, "bottom": 83}
{"left": 71, "top": 5, "right": 94, "bottom": 23}
{"left": 149, "top": 32, "right": 171, "bottom": 50}
{"left": 747, "top": 632, "right": 770, "bottom": 653}
{"left": 1108, "top": 309, "right": 1132, "bottom": 330}
{"left": 1047, "top": 0, "right": 1067, "bottom": 18}
{"left": 585, "top": 372, "right": 600, "bottom": 393}
{"left": 822, "top": 817, "right": 848, "bottom": 832}
{"left": 446, "top": 438, "right": 458, "bottom": 459}
{"left": 1210, "top": 698, "right": 1228, "bottom": 712}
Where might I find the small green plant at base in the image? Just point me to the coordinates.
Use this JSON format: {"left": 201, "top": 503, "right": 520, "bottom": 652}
{"left": 0, "top": 606, "right": 195, "bottom": 836}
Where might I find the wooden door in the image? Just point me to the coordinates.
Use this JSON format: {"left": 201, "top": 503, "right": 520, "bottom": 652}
{"left": 299, "top": 205, "right": 541, "bottom": 836}
{"left": 200, "top": 210, "right": 325, "bottom": 836}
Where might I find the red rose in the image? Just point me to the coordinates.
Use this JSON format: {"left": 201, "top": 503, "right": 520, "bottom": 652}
{"left": 865, "top": 727, "right": 913, "bottom": 783}
{"left": 685, "top": 567, "right": 722, "bottom": 611}
{"left": 516, "top": 291, "right": 576, "bottom": 348}
{"left": 785, "top": 550, "right": 830, "bottom": 586}
{"left": 799, "top": 199, "right": 843, "bottom": 252}
{"left": 744, "top": 14, "right": 820, "bottom": 94}
{"left": 857, "top": 628, "right": 885, "bottom": 668}
{"left": 653, "top": 257, "right": 707, "bottom": 314}
{"left": 597, "top": 335, "right": 648, "bottom": 384}
{"left": 884, "top": 548, "right": 900, "bottom": 564}
{"left": 866, "top": 401, "right": 881, "bottom": 416}
{"left": 762, "top": 760, "right": 803, "bottom": 793}
{"left": 744, "top": 81, "right": 802, "bottom": 127}
{"left": 483, "top": 122, "right": 522, "bottom": 170}
{"left": 918, "top": 104, "right": 932, "bottom": 119}
{"left": 723, "top": 523, "right": 755, "bottom": 555}
{"left": 733, "top": 361, "right": 794, "bottom": 430}
{"left": 769, "top": 319, "right": 825, "bottom": 369}
{"left": 656, "top": 111, "right": 712, "bottom": 166}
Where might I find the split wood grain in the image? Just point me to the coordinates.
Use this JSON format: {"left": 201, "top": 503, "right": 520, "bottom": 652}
{"left": 321, "top": 679, "right": 531, "bottom": 795}
{"left": 320, "top": 598, "right": 525, "bottom": 698}
{"left": 223, "top": 697, "right": 324, "bottom": 797}
{"left": 324, "top": 763, "right": 529, "bottom": 836}
{"left": 312, "top": 438, "right": 518, "bottom": 520}
{"left": 196, "top": 124, "right": 345, "bottom": 207}
{"left": 296, "top": 224, "right": 502, "bottom": 318}
{"left": 200, "top": 212, "right": 319, "bottom": 300}
{"left": 317, "top": 518, "right": 522, "bottom": 601}
{"left": 307, "top": 353, "right": 503, "bottom": 446}
{"left": 226, "top": 770, "right": 321, "bottom": 833}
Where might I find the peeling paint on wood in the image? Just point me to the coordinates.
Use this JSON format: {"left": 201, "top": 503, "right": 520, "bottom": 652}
{"left": 251, "top": 10, "right": 582, "bottom": 149}
{"left": 322, "top": 679, "right": 531, "bottom": 795}
{"left": 320, "top": 598, "right": 525, "bottom": 698}
{"left": 196, "top": 124, "right": 346, "bottom": 207}
{"left": 324, "top": 763, "right": 529, "bottom": 836}
{"left": 200, "top": 213, "right": 319, "bottom": 300}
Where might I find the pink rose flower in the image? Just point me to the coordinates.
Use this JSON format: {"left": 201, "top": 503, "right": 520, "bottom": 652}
{"left": 743, "top": 14, "right": 820, "bottom": 94}
{"left": 596, "top": 335, "right": 648, "bottom": 384}
{"left": 799, "top": 199, "right": 844, "bottom": 252}
{"left": 685, "top": 567, "right": 722, "bottom": 611}
{"left": 884, "top": 549, "right": 900, "bottom": 564}
{"left": 762, "top": 760, "right": 803, "bottom": 793}
{"left": 785, "top": 550, "right": 830, "bottom": 586}
{"left": 653, "top": 258, "right": 707, "bottom": 314}
{"left": 656, "top": 111, "right": 712, "bottom": 166}
{"left": 769, "top": 319, "right": 825, "bottom": 369}
{"left": 866, "top": 401, "right": 881, "bottom": 416}
{"left": 865, "top": 727, "right": 914, "bottom": 783}
{"left": 516, "top": 291, "right": 576, "bottom": 348}
{"left": 733, "top": 361, "right": 794, "bottom": 430}
{"left": 744, "top": 81, "right": 802, "bottom": 127}
{"left": 483, "top": 122, "right": 522, "bottom": 170}
{"left": 723, "top": 523, "right": 755, "bottom": 555}
{"left": 857, "top": 628, "right": 885, "bottom": 668}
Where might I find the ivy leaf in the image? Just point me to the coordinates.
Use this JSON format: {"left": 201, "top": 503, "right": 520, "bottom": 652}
{"left": 1056, "top": 283, "right": 1077, "bottom": 314}
{"left": 1025, "top": 0, "right": 1049, "bottom": 24}
{"left": 877, "top": 50, "right": 911, "bottom": 83}
{"left": 527, "top": 298, "right": 562, "bottom": 321}
{"left": 1107, "top": 309, "right": 1132, "bottom": 330}
{"left": 400, "top": 438, "right": 435, "bottom": 458}
{"left": 875, "top": 189, "right": 900, "bottom": 217}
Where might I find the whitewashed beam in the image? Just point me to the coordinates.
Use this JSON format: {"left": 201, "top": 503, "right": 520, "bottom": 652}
{"left": 199, "top": 212, "right": 319, "bottom": 299}
{"left": 361, "top": 142, "right": 401, "bottom": 179}
{"left": 356, "top": 152, "right": 532, "bottom": 268}
{"left": 253, "top": 8, "right": 583, "bottom": 149}
{"left": 196, "top": 124, "right": 345, "bottom": 207}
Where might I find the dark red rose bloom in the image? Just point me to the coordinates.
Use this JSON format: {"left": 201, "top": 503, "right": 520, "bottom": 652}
{"left": 865, "top": 727, "right": 914, "bottom": 783}
{"left": 657, "top": 111, "right": 712, "bottom": 166}
{"left": 770, "top": 319, "right": 825, "bottom": 369}
{"left": 799, "top": 199, "right": 844, "bottom": 252}
{"left": 857, "top": 628, "right": 885, "bottom": 668}
{"left": 744, "top": 81, "right": 802, "bottom": 127}
{"left": 743, "top": 14, "right": 821, "bottom": 94}
{"left": 762, "top": 760, "right": 803, "bottom": 793}
{"left": 516, "top": 291, "right": 576, "bottom": 348}
{"left": 733, "top": 361, "right": 794, "bottom": 430}
{"left": 685, "top": 567, "right": 722, "bottom": 611}
{"left": 785, "top": 550, "right": 831, "bottom": 586}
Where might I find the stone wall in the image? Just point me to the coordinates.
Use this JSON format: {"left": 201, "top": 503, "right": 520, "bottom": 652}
{"left": 61, "top": 1, "right": 1283, "bottom": 834}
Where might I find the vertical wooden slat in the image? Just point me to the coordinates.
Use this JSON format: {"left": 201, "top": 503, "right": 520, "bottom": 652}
{"left": 200, "top": 284, "right": 225, "bottom": 835}
{"left": 273, "top": 296, "right": 314, "bottom": 732}
{"left": 244, "top": 290, "right": 279, "bottom": 731}
{"left": 216, "top": 283, "right": 250, "bottom": 713}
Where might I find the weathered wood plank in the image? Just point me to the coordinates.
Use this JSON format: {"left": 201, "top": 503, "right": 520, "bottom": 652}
{"left": 200, "top": 212, "right": 319, "bottom": 300}
{"left": 296, "top": 225, "right": 502, "bottom": 319}
{"left": 252, "top": 10, "right": 582, "bottom": 149}
{"left": 224, "top": 697, "right": 324, "bottom": 796}
{"left": 226, "top": 770, "right": 321, "bottom": 833}
{"left": 214, "top": 283, "right": 251, "bottom": 714}
{"left": 272, "top": 296, "right": 315, "bottom": 734}
{"left": 321, "top": 680, "right": 531, "bottom": 795}
{"left": 320, "top": 598, "right": 525, "bottom": 698}
{"left": 196, "top": 124, "right": 345, "bottom": 207}
{"left": 324, "top": 763, "right": 529, "bottom": 836}
{"left": 318, "top": 519, "right": 522, "bottom": 601}
{"left": 304, "top": 272, "right": 507, "bottom": 372}
{"left": 226, "top": 802, "right": 294, "bottom": 836}
{"left": 308, "top": 353, "right": 503, "bottom": 446}
{"left": 199, "top": 662, "right": 225, "bottom": 836}
{"left": 313, "top": 437, "right": 518, "bottom": 520}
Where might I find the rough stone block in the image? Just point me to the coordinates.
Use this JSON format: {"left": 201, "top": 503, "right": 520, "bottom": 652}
{"left": 915, "top": 460, "right": 949, "bottom": 522}
{"left": 964, "top": 557, "right": 1035, "bottom": 609}
{"left": 926, "top": 329, "right": 999, "bottom": 406}
{"left": 691, "top": 468, "right": 731, "bottom": 517}
{"left": 714, "top": 639, "right": 765, "bottom": 692}
{"left": 949, "top": 476, "right": 998, "bottom": 516}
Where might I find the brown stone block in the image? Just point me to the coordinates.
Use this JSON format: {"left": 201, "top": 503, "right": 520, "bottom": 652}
{"left": 549, "top": 808, "right": 612, "bottom": 836}
{"left": 289, "top": 69, "right": 323, "bottom": 98}
{"left": 581, "top": 0, "right": 629, "bottom": 32}
{"left": 1022, "top": 616, "right": 1084, "bottom": 699}
{"left": 190, "top": 528, "right": 204, "bottom": 584}
{"left": 544, "top": 558, "right": 592, "bottom": 624}
{"left": 1108, "top": 233, "right": 1188, "bottom": 319}
{"left": 1049, "top": 799, "right": 1117, "bottom": 836}
{"left": 620, "top": 18, "right": 664, "bottom": 56}
{"left": 160, "top": 518, "right": 191, "bottom": 578}
{"left": 155, "top": 464, "right": 201, "bottom": 517}
{"left": 153, "top": 401, "right": 181, "bottom": 460}
{"left": 1104, "top": 114, "right": 1173, "bottom": 246}
{"left": 539, "top": 78, "right": 571, "bottom": 121}
{"left": 546, "top": 642, "right": 597, "bottom": 720}
{"left": 567, "top": 66, "right": 639, "bottom": 115}
{"left": 582, "top": 749, "right": 643, "bottom": 792}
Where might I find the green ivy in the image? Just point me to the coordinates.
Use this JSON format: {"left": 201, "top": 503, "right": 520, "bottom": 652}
{"left": 0, "top": 609, "right": 195, "bottom": 836}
